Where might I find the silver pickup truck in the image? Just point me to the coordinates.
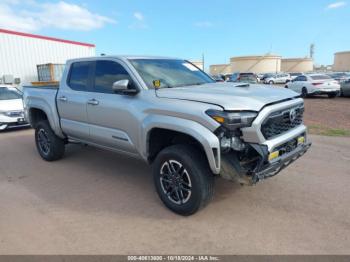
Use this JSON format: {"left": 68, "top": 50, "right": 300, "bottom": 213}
{"left": 23, "top": 56, "right": 311, "bottom": 215}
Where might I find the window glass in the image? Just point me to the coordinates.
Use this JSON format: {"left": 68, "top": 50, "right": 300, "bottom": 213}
{"left": 68, "top": 62, "right": 91, "bottom": 91}
{"left": 94, "top": 60, "right": 132, "bottom": 93}
{"left": 129, "top": 59, "right": 214, "bottom": 89}
{"left": 310, "top": 75, "right": 331, "bottom": 80}
{"left": 296, "top": 76, "right": 307, "bottom": 81}
{"left": 0, "top": 87, "right": 22, "bottom": 100}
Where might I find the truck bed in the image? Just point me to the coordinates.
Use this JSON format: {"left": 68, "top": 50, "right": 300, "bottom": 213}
{"left": 23, "top": 85, "right": 63, "bottom": 137}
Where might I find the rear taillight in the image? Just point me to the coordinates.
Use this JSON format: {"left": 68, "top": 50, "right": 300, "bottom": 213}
{"left": 312, "top": 82, "right": 323, "bottom": 86}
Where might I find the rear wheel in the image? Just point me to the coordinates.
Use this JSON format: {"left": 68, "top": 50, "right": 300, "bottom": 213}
{"left": 153, "top": 144, "right": 214, "bottom": 216}
{"left": 269, "top": 80, "right": 274, "bottom": 85}
{"left": 35, "top": 120, "right": 65, "bottom": 161}
{"left": 301, "top": 87, "right": 308, "bottom": 98}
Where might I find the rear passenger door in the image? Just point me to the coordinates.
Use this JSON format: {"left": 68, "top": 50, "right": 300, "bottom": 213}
{"left": 86, "top": 59, "right": 139, "bottom": 155}
{"left": 57, "top": 61, "right": 93, "bottom": 141}
{"left": 292, "top": 76, "right": 306, "bottom": 93}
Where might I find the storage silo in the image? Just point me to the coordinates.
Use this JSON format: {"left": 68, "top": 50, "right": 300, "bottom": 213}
{"left": 230, "top": 54, "right": 281, "bottom": 73}
{"left": 209, "top": 64, "right": 232, "bottom": 75}
{"left": 281, "top": 58, "right": 313, "bottom": 72}
{"left": 333, "top": 51, "right": 350, "bottom": 72}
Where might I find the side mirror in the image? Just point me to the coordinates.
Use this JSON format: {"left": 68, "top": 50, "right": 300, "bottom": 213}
{"left": 112, "top": 79, "right": 138, "bottom": 95}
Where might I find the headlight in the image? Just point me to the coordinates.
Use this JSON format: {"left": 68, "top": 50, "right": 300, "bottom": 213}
{"left": 206, "top": 109, "right": 258, "bottom": 129}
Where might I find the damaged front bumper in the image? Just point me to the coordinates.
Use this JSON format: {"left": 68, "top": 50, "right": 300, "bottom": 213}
{"left": 220, "top": 136, "right": 311, "bottom": 185}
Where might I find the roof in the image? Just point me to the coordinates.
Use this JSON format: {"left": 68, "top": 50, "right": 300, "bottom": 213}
{"left": 335, "top": 51, "right": 350, "bottom": 55}
{"left": 281, "top": 58, "right": 313, "bottom": 61}
{"left": 66, "top": 55, "right": 182, "bottom": 63}
{"left": 0, "top": 28, "right": 95, "bottom": 48}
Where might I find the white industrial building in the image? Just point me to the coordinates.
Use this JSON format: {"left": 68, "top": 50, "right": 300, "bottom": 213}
{"left": 0, "top": 28, "right": 95, "bottom": 86}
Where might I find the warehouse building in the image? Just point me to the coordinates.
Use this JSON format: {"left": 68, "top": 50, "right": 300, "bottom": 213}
{"left": 333, "top": 51, "right": 350, "bottom": 72}
{"left": 0, "top": 28, "right": 95, "bottom": 86}
{"left": 281, "top": 58, "right": 313, "bottom": 72}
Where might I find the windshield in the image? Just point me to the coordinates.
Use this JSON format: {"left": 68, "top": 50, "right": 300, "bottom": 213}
{"left": 0, "top": 87, "right": 22, "bottom": 100}
{"left": 129, "top": 59, "right": 215, "bottom": 88}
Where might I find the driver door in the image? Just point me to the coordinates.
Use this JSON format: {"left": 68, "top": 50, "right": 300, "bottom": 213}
{"left": 86, "top": 59, "right": 139, "bottom": 155}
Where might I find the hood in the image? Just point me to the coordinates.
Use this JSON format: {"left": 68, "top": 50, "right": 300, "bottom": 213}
{"left": 156, "top": 82, "right": 299, "bottom": 111}
{"left": 0, "top": 99, "right": 24, "bottom": 112}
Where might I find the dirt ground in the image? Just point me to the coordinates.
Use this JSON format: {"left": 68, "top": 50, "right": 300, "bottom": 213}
{"left": 0, "top": 129, "right": 350, "bottom": 255}
{"left": 303, "top": 97, "right": 350, "bottom": 130}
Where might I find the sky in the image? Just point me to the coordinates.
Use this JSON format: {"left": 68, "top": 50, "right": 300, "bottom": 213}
{"left": 0, "top": 0, "right": 349, "bottom": 70}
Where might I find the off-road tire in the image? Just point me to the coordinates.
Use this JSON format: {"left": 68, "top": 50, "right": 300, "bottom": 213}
{"left": 35, "top": 120, "right": 65, "bottom": 161}
{"left": 153, "top": 144, "right": 214, "bottom": 216}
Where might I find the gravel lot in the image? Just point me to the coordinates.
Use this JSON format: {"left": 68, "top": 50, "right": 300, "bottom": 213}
{"left": 0, "top": 129, "right": 350, "bottom": 255}
{"left": 303, "top": 97, "right": 350, "bottom": 130}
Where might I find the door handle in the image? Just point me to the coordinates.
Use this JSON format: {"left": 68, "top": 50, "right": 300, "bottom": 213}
{"left": 58, "top": 96, "right": 67, "bottom": 102}
{"left": 87, "top": 99, "right": 99, "bottom": 106}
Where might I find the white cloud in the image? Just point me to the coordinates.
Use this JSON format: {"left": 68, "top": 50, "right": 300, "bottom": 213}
{"left": 0, "top": 1, "right": 116, "bottom": 32}
{"left": 129, "top": 11, "right": 148, "bottom": 29}
{"left": 194, "top": 21, "right": 213, "bottom": 28}
{"left": 133, "top": 12, "right": 144, "bottom": 21}
{"left": 326, "top": 1, "right": 347, "bottom": 9}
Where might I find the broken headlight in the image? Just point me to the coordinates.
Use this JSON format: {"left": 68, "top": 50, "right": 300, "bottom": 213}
{"left": 206, "top": 109, "right": 258, "bottom": 130}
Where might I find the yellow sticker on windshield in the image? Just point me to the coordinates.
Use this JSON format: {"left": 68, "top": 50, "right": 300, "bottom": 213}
{"left": 153, "top": 80, "right": 161, "bottom": 88}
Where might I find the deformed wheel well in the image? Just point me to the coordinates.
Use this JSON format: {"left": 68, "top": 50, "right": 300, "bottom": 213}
{"left": 29, "top": 108, "right": 48, "bottom": 128}
{"left": 147, "top": 128, "right": 207, "bottom": 163}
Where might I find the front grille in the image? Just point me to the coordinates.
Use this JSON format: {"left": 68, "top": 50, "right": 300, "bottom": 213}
{"left": 6, "top": 111, "right": 24, "bottom": 118}
{"left": 261, "top": 105, "right": 304, "bottom": 139}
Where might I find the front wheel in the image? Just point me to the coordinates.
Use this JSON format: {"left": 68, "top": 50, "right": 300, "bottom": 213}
{"left": 35, "top": 120, "right": 65, "bottom": 161}
{"left": 153, "top": 144, "right": 214, "bottom": 216}
{"left": 328, "top": 93, "right": 337, "bottom": 98}
{"left": 269, "top": 80, "right": 274, "bottom": 85}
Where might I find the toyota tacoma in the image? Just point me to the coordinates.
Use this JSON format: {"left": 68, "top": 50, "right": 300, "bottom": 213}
{"left": 23, "top": 56, "right": 311, "bottom": 215}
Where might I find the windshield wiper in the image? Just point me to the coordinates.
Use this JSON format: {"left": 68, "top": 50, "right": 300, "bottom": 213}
{"left": 172, "top": 82, "right": 206, "bottom": 88}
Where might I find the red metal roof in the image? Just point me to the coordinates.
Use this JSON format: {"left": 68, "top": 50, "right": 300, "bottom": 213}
{"left": 0, "top": 28, "right": 95, "bottom": 48}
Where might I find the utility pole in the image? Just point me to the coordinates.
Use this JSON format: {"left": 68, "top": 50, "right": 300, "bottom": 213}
{"left": 202, "top": 53, "right": 205, "bottom": 71}
{"left": 310, "top": 43, "right": 315, "bottom": 59}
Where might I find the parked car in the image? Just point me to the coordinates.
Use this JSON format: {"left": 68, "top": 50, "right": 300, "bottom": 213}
{"left": 340, "top": 79, "right": 350, "bottom": 97}
{"left": 327, "top": 72, "right": 350, "bottom": 83}
{"left": 259, "top": 73, "right": 275, "bottom": 82}
{"left": 211, "top": 74, "right": 225, "bottom": 82}
{"left": 264, "top": 73, "right": 291, "bottom": 84}
{"left": 289, "top": 72, "right": 303, "bottom": 80}
{"left": 223, "top": 74, "right": 232, "bottom": 81}
{"left": 256, "top": 73, "right": 265, "bottom": 82}
{"left": 23, "top": 55, "right": 311, "bottom": 215}
{"left": 228, "top": 72, "right": 258, "bottom": 83}
{"left": 0, "top": 86, "right": 28, "bottom": 130}
{"left": 285, "top": 74, "right": 340, "bottom": 98}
